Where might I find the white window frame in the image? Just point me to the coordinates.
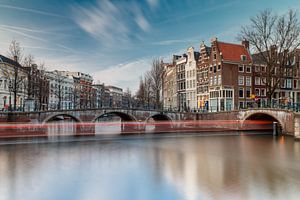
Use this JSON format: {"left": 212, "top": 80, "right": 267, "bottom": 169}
{"left": 255, "top": 88, "right": 260, "bottom": 96}
{"left": 238, "top": 76, "right": 244, "bottom": 86}
{"left": 246, "top": 66, "right": 251, "bottom": 73}
{"left": 261, "top": 88, "right": 266, "bottom": 96}
{"left": 255, "top": 77, "right": 260, "bottom": 85}
{"left": 238, "top": 65, "right": 244, "bottom": 72}
{"left": 246, "top": 76, "right": 251, "bottom": 86}
{"left": 239, "top": 87, "right": 244, "bottom": 98}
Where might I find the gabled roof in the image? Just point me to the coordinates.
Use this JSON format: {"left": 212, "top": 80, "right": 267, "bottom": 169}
{"left": 0, "top": 54, "right": 23, "bottom": 68}
{"left": 217, "top": 42, "right": 251, "bottom": 62}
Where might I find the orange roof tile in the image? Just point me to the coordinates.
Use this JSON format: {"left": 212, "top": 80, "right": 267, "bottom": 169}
{"left": 217, "top": 42, "right": 251, "bottom": 62}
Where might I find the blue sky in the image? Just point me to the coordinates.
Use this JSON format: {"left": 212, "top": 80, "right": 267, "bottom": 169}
{"left": 0, "top": 0, "right": 299, "bottom": 91}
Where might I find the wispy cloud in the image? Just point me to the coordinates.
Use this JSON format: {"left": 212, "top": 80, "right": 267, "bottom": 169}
{"left": 156, "top": 0, "right": 239, "bottom": 25}
{"left": 72, "top": 0, "right": 151, "bottom": 46}
{"left": 92, "top": 58, "right": 151, "bottom": 91}
{"left": 0, "top": 4, "right": 68, "bottom": 19}
{"left": 0, "top": 24, "right": 77, "bottom": 37}
{"left": 153, "top": 39, "right": 197, "bottom": 46}
{"left": 0, "top": 24, "right": 89, "bottom": 56}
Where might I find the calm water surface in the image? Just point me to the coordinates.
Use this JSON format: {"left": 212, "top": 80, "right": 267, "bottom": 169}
{"left": 0, "top": 134, "right": 300, "bottom": 200}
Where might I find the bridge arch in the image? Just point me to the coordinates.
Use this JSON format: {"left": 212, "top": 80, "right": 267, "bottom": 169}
{"left": 242, "top": 112, "right": 282, "bottom": 132}
{"left": 93, "top": 111, "right": 137, "bottom": 122}
{"left": 43, "top": 113, "right": 81, "bottom": 124}
{"left": 146, "top": 113, "right": 173, "bottom": 122}
{"left": 144, "top": 113, "right": 174, "bottom": 133}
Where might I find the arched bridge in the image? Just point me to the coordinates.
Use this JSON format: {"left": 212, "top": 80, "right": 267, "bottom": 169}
{"left": 0, "top": 108, "right": 297, "bottom": 135}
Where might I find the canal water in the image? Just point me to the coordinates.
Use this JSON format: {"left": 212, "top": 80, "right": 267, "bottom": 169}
{"left": 0, "top": 134, "right": 300, "bottom": 200}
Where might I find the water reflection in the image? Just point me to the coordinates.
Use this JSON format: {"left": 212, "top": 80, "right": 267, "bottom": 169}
{"left": 0, "top": 135, "right": 300, "bottom": 200}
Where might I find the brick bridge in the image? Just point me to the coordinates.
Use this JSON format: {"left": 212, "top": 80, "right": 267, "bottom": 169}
{"left": 0, "top": 108, "right": 298, "bottom": 136}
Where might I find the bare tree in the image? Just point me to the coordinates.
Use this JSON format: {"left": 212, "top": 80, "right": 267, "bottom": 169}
{"left": 144, "top": 72, "right": 153, "bottom": 109}
{"left": 238, "top": 9, "right": 300, "bottom": 105}
{"left": 148, "top": 58, "right": 164, "bottom": 109}
{"left": 2, "top": 40, "right": 27, "bottom": 111}
{"left": 35, "top": 62, "right": 49, "bottom": 110}
{"left": 136, "top": 77, "right": 146, "bottom": 108}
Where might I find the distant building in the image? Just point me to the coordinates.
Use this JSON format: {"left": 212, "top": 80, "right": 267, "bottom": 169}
{"left": 106, "top": 85, "right": 123, "bottom": 108}
{"left": 207, "top": 37, "right": 251, "bottom": 111}
{"left": 162, "top": 62, "right": 176, "bottom": 110}
{"left": 174, "top": 54, "right": 187, "bottom": 111}
{"left": 185, "top": 47, "right": 199, "bottom": 111}
{"left": 197, "top": 42, "right": 211, "bottom": 112}
{"left": 252, "top": 48, "right": 300, "bottom": 107}
{"left": 61, "top": 71, "right": 93, "bottom": 109}
{"left": 45, "top": 71, "right": 74, "bottom": 110}
{"left": 92, "top": 84, "right": 105, "bottom": 108}
{"left": 0, "top": 55, "right": 28, "bottom": 111}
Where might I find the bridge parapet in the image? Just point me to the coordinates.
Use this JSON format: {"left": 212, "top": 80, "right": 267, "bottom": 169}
{"left": 0, "top": 108, "right": 296, "bottom": 136}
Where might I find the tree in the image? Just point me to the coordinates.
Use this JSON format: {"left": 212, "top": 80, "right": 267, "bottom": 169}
{"left": 148, "top": 58, "right": 164, "bottom": 109}
{"left": 136, "top": 77, "right": 145, "bottom": 107}
{"left": 144, "top": 72, "right": 153, "bottom": 109}
{"left": 3, "top": 40, "right": 27, "bottom": 111}
{"left": 238, "top": 9, "right": 300, "bottom": 106}
{"left": 35, "top": 62, "right": 49, "bottom": 111}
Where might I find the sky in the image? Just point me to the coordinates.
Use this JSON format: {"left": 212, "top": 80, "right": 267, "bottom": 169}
{"left": 0, "top": 0, "right": 299, "bottom": 91}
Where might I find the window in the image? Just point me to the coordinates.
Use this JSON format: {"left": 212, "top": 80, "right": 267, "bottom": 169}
{"left": 246, "top": 66, "right": 251, "bottom": 73}
{"left": 255, "top": 66, "right": 260, "bottom": 72}
{"left": 255, "top": 77, "right": 260, "bottom": 85}
{"left": 255, "top": 88, "right": 260, "bottom": 96}
{"left": 209, "top": 66, "right": 212, "bottom": 72}
{"left": 294, "top": 80, "right": 297, "bottom": 89}
{"left": 214, "top": 54, "right": 216, "bottom": 60}
{"left": 238, "top": 76, "right": 244, "bottom": 85}
{"left": 213, "top": 65, "right": 216, "bottom": 73}
{"left": 241, "top": 55, "right": 247, "bottom": 61}
{"left": 239, "top": 87, "right": 244, "bottom": 98}
{"left": 214, "top": 76, "right": 217, "bottom": 85}
{"left": 217, "top": 64, "right": 221, "bottom": 71}
{"left": 238, "top": 65, "right": 244, "bottom": 72}
{"left": 261, "top": 88, "right": 266, "bottom": 96}
{"left": 246, "top": 87, "right": 251, "bottom": 98}
{"left": 218, "top": 75, "right": 222, "bottom": 85}
{"left": 246, "top": 76, "right": 251, "bottom": 86}
{"left": 261, "top": 66, "right": 266, "bottom": 72}
{"left": 286, "top": 79, "right": 292, "bottom": 89}
{"left": 210, "top": 77, "right": 213, "bottom": 85}
{"left": 239, "top": 101, "right": 244, "bottom": 109}
{"left": 261, "top": 77, "right": 266, "bottom": 85}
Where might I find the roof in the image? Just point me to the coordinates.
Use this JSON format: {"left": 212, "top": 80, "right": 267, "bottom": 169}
{"left": 217, "top": 42, "right": 251, "bottom": 62}
{"left": 0, "top": 54, "right": 22, "bottom": 68}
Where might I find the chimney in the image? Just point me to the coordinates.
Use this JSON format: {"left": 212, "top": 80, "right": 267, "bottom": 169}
{"left": 13, "top": 56, "right": 18, "bottom": 62}
{"left": 242, "top": 39, "right": 249, "bottom": 50}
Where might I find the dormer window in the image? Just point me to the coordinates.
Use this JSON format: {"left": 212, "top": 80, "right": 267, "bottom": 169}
{"left": 241, "top": 55, "right": 247, "bottom": 61}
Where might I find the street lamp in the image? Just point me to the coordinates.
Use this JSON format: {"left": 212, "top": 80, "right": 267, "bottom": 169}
{"left": 8, "top": 82, "right": 12, "bottom": 111}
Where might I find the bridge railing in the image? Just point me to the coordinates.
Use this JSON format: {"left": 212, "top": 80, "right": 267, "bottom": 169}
{"left": 0, "top": 103, "right": 299, "bottom": 115}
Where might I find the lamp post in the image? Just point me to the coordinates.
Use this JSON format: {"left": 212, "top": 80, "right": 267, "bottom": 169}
{"left": 8, "top": 82, "right": 12, "bottom": 111}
